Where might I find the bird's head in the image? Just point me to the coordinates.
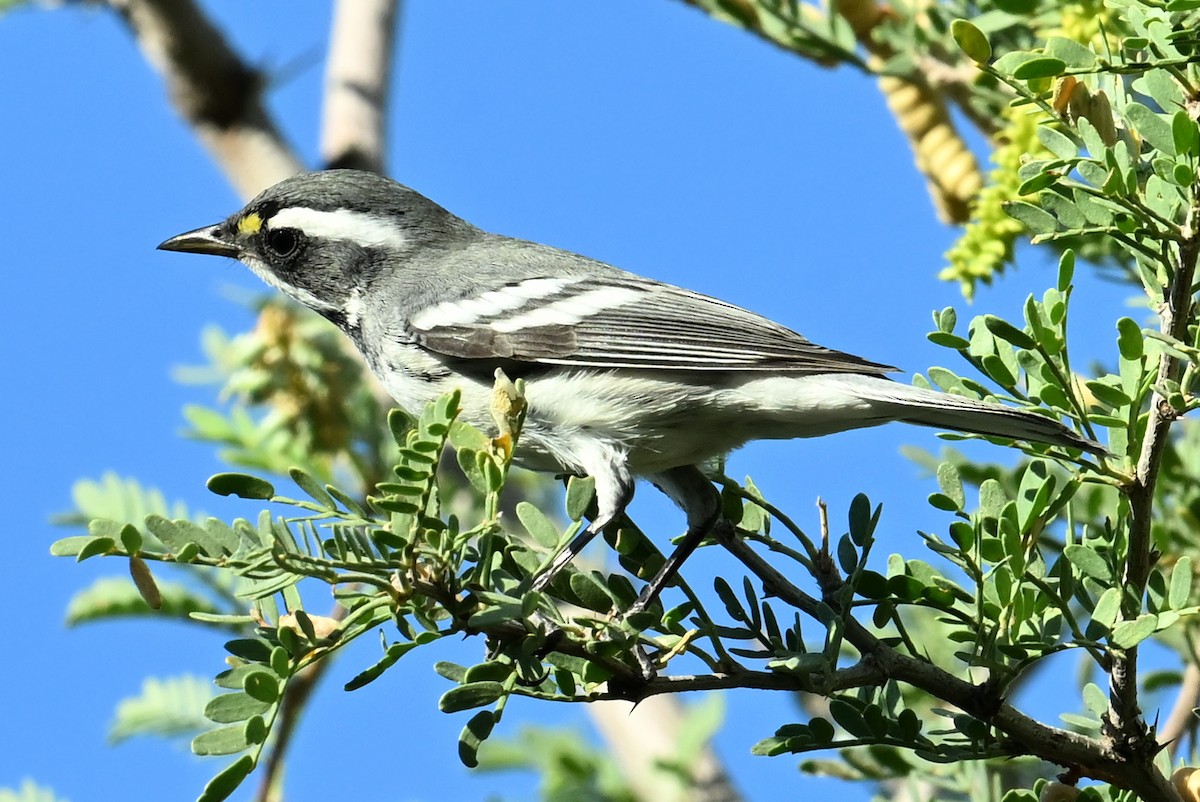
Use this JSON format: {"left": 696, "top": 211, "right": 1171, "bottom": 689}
{"left": 158, "top": 169, "right": 474, "bottom": 327}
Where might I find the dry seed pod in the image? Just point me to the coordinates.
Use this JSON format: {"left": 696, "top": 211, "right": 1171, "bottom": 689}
{"left": 1039, "top": 781, "right": 1079, "bottom": 802}
{"left": 1173, "top": 767, "right": 1200, "bottom": 800}
{"left": 278, "top": 611, "right": 340, "bottom": 643}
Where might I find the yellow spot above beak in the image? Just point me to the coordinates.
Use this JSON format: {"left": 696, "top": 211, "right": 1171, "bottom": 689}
{"left": 237, "top": 212, "right": 263, "bottom": 235}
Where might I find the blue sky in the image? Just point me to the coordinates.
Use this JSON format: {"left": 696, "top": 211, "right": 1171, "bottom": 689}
{"left": 2, "top": 2, "right": 1135, "bottom": 801}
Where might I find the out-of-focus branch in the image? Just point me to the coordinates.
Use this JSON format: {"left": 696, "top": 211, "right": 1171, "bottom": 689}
{"left": 677, "top": 0, "right": 983, "bottom": 223}
{"left": 321, "top": 0, "right": 400, "bottom": 173}
{"left": 590, "top": 698, "right": 744, "bottom": 802}
{"left": 1159, "top": 663, "right": 1200, "bottom": 757}
{"left": 107, "top": 0, "right": 303, "bottom": 200}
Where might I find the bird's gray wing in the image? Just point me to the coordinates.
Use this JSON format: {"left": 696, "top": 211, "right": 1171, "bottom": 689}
{"left": 407, "top": 273, "right": 896, "bottom": 374}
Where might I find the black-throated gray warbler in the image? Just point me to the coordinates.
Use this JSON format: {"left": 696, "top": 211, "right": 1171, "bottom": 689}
{"left": 160, "top": 169, "right": 1102, "bottom": 610}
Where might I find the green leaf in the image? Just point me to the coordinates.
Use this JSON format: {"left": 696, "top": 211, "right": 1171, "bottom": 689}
{"left": 836, "top": 534, "right": 858, "bottom": 575}
{"left": 1064, "top": 544, "right": 1113, "bottom": 582}
{"left": 76, "top": 536, "right": 115, "bottom": 562}
{"left": 807, "top": 716, "right": 835, "bottom": 745}
{"left": 439, "top": 681, "right": 506, "bottom": 713}
{"left": 242, "top": 671, "right": 280, "bottom": 704}
{"left": 1017, "top": 171, "right": 1056, "bottom": 195}
{"left": 1039, "top": 192, "right": 1087, "bottom": 231}
{"left": 204, "top": 692, "right": 270, "bottom": 724}
{"left": 207, "top": 473, "right": 274, "bottom": 500}
{"left": 928, "top": 493, "right": 959, "bottom": 512}
{"left": 145, "top": 515, "right": 222, "bottom": 558}
{"left": 288, "top": 468, "right": 335, "bottom": 509}
{"left": 984, "top": 315, "right": 1037, "bottom": 350}
{"left": 856, "top": 570, "right": 889, "bottom": 599}
{"left": 517, "top": 502, "right": 560, "bottom": 548}
{"left": 887, "top": 574, "right": 924, "bottom": 601}
{"left": 458, "top": 710, "right": 496, "bottom": 768}
{"left": 992, "top": 51, "right": 1039, "bottom": 75}
{"left": 1057, "top": 250, "right": 1075, "bottom": 291}
{"left": 1091, "top": 587, "right": 1122, "bottom": 629}
{"left": 435, "top": 661, "right": 468, "bottom": 683}
{"left": 950, "top": 19, "right": 991, "bottom": 63}
{"left": 448, "top": 420, "right": 489, "bottom": 451}
{"left": 1044, "top": 37, "right": 1096, "bottom": 68}
{"left": 1173, "top": 110, "right": 1199, "bottom": 156}
{"left": 1036, "top": 125, "right": 1078, "bottom": 160}
{"left": 565, "top": 475, "right": 595, "bottom": 521}
{"left": 196, "top": 755, "right": 255, "bottom": 802}
{"left": 243, "top": 715, "right": 267, "bottom": 745}
{"left": 569, "top": 571, "right": 617, "bottom": 612}
{"left": 49, "top": 535, "right": 93, "bottom": 557}
{"left": 1170, "top": 556, "right": 1193, "bottom": 609}
{"left": 828, "top": 699, "right": 869, "bottom": 736}
{"left": 936, "top": 463, "right": 965, "bottom": 510}
{"left": 980, "top": 354, "right": 1016, "bottom": 388}
{"left": 224, "top": 638, "right": 273, "bottom": 662}
{"left": 847, "top": 493, "right": 875, "bottom": 546}
{"left": 979, "top": 479, "right": 1007, "bottom": 519}
{"left": 119, "top": 523, "right": 143, "bottom": 554}
{"left": 927, "top": 331, "right": 971, "bottom": 349}
{"left": 1012, "top": 57, "right": 1066, "bottom": 80}
{"left": 1126, "top": 102, "right": 1177, "bottom": 156}
{"left": 1003, "top": 200, "right": 1058, "bottom": 235}
{"left": 1116, "top": 318, "right": 1144, "bottom": 360}
{"left": 1111, "top": 614, "right": 1158, "bottom": 648}
{"left": 1084, "top": 380, "right": 1131, "bottom": 409}
{"left": 192, "top": 724, "right": 250, "bottom": 756}
{"left": 464, "top": 661, "right": 513, "bottom": 684}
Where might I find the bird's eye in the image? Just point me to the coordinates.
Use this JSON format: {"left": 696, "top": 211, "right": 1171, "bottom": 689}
{"left": 264, "top": 227, "right": 302, "bottom": 258}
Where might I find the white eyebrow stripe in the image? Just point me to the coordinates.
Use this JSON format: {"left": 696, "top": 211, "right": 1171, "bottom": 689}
{"left": 409, "top": 276, "right": 580, "bottom": 330}
{"left": 490, "top": 286, "right": 644, "bottom": 332}
{"left": 267, "top": 207, "right": 409, "bottom": 250}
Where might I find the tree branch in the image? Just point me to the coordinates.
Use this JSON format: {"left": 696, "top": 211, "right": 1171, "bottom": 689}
{"left": 589, "top": 698, "right": 744, "bottom": 802}
{"left": 1109, "top": 125, "right": 1200, "bottom": 765}
{"left": 321, "top": 0, "right": 400, "bottom": 173}
{"left": 720, "top": 532, "right": 1181, "bottom": 800}
{"left": 107, "top": 0, "right": 303, "bottom": 199}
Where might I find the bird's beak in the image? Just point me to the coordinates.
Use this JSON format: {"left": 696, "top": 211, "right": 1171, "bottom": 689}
{"left": 158, "top": 224, "right": 239, "bottom": 258}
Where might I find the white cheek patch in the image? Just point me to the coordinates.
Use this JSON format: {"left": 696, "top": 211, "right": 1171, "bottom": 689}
{"left": 409, "top": 276, "right": 580, "bottom": 330}
{"left": 241, "top": 254, "right": 338, "bottom": 312}
{"left": 268, "top": 207, "right": 409, "bottom": 250}
{"left": 490, "top": 286, "right": 643, "bottom": 332}
{"left": 344, "top": 287, "right": 364, "bottom": 328}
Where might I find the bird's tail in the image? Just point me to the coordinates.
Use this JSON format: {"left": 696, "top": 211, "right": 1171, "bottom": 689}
{"left": 831, "top": 374, "right": 1105, "bottom": 455}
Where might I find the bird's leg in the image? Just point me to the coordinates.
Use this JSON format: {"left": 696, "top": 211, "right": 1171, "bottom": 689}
{"left": 627, "top": 465, "right": 722, "bottom": 615}
{"left": 529, "top": 469, "right": 634, "bottom": 593}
